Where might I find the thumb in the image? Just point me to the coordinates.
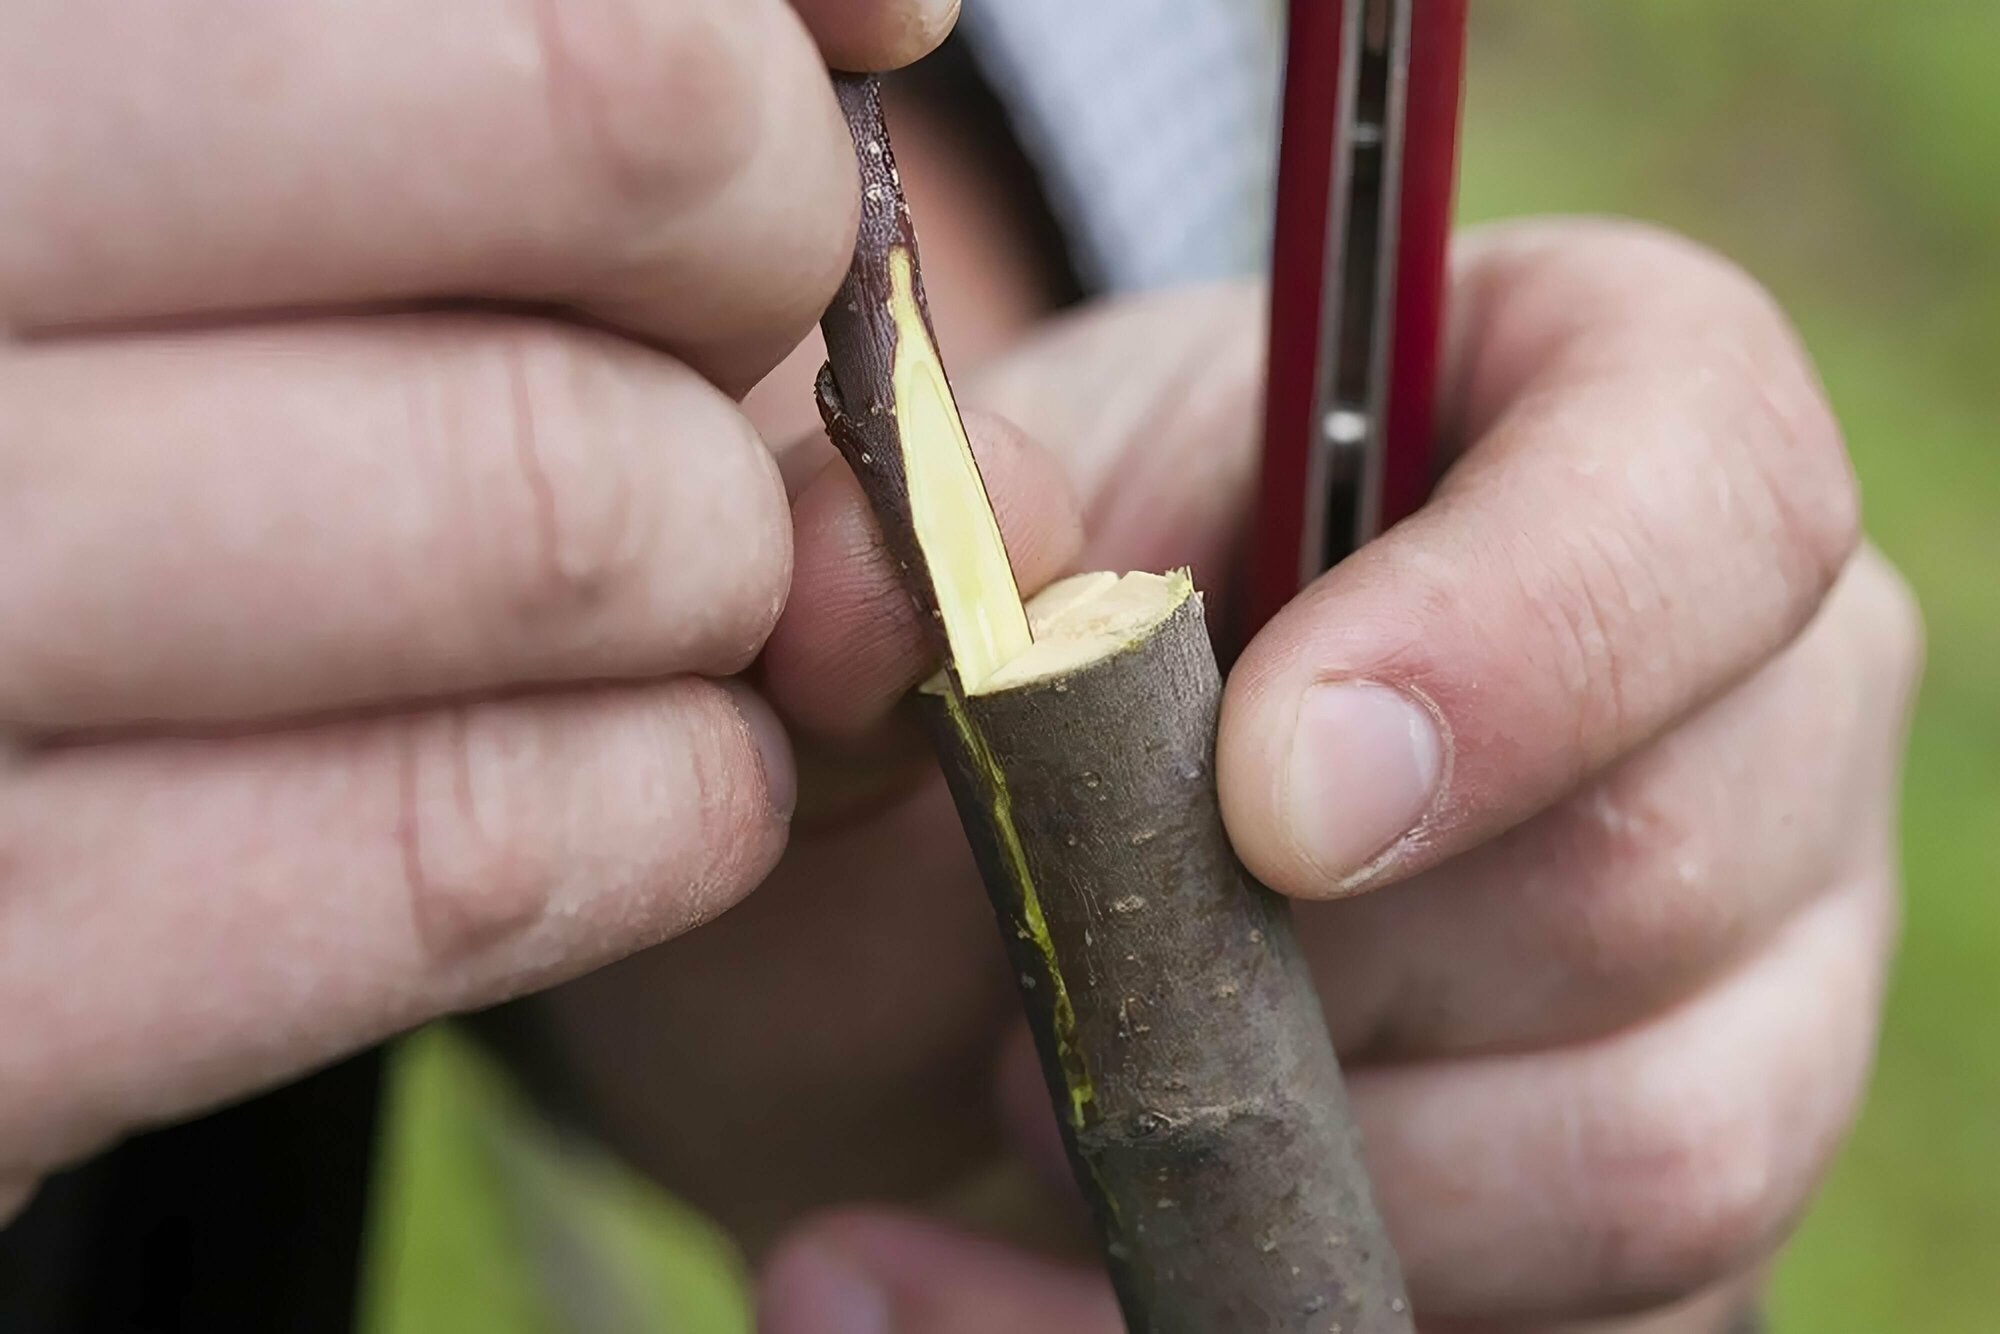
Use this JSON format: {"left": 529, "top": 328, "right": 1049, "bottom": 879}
{"left": 963, "top": 283, "right": 1267, "bottom": 586}
{"left": 792, "top": 0, "right": 962, "bottom": 72}
{"left": 1217, "top": 225, "right": 1854, "bottom": 900}
{"left": 759, "top": 1210, "right": 1121, "bottom": 1334}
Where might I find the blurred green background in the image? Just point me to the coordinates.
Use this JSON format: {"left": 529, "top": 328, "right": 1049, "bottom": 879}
{"left": 1461, "top": 7, "right": 2000, "bottom": 1329}
{"left": 363, "top": 3, "right": 2000, "bottom": 1329}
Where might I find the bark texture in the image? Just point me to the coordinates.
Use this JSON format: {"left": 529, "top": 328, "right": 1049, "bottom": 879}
{"left": 817, "top": 73, "right": 1413, "bottom": 1333}
{"left": 816, "top": 76, "right": 971, "bottom": 669}
{"left": 920, "top": 592, "right": 1409, "bottom": 1332}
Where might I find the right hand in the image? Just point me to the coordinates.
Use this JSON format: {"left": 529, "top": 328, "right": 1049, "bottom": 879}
{"left": 0, "top": 0, "right": 954, "bottom": 1222}
{"left": 552, "top": 227, "right": 1911, "bottom": 1333}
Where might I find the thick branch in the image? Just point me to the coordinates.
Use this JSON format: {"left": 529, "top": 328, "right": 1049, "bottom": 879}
{"left": 921, "top": 577, "right": 1409, "bottom": 1332}
{"left": 815, "top": 73, "right": 1412, "bottom": 1334}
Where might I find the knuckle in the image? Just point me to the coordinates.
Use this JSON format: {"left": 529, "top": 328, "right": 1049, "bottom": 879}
{"left": 1575, "top": 1090, "right": 1782, "bottom": 1306}
{"left": 1846, "top": 544, "right": 1927, "bottom": 701}
{"left": 1563, "top": 220, "right": 1774, "bottom": 321}
{"left": 1488, "top": 219, "right": 1755, "bottom": 344}
{"left": 641, "top": 681, "right": 784, "bottom": 931}
{"left": 682, "top": 60, "right": 859, "bottom": 366}
{"left": 459, "top": 323, "right": 653, "bottom": 640}
{"left": 427, "top": 321, "right": 792, "bottom": 676}
{"left": 1613, "top": 240, "right": 1856, "bottom": 591}
{"left": 1511, "top": 514, "right": 1656, "bottom": 758}
{"left": 1593, "top": 219, "right": 1734, "bottom": 282}
{"left": 1505, "top": 221, "right": 1860, "bottom": 644}
{"left": 1713, "top": 344, "right": 1860, "bottom": 620}
{"left": 1542, "top": 776, "right": 1731, "bottom": 997}
{"left": 1618, "top": 258, "right": 1862, "bottom": 626}
{"left": 684, "top": 413, "right": 793, "bottom": 674}
{"left": 526, "top": 0, "right": 761, "bottom": 211}
{"left": 394, "top": 705, "right": 554, "bottom": 970}
{"left": 389, "top": 684, "right": 783, "bottom": 1002}
{"left": 525, "top": 0, "right": 853, "bottom": 379}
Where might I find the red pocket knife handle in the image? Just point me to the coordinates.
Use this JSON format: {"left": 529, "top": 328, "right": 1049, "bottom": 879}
{"left": 1239, "top": 0, "right": 1468, "bottom": 645}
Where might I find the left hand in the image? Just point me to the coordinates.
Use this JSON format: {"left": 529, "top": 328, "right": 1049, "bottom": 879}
{"left": 544, "top": 220, "right": 1917, "bottom": 1332}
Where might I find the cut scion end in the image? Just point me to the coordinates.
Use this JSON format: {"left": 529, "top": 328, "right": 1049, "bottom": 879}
{"left": 955, "top": 569, "right": 1196, "bottom": 695}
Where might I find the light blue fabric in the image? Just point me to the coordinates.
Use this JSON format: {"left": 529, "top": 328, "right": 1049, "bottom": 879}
{"left": 957, "top": 0, "right": 1283, "bottom": 293}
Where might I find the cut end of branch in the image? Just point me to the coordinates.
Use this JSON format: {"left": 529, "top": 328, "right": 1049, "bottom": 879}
{"left": 923, "top": 570, "right": 1198, "bottom": 697}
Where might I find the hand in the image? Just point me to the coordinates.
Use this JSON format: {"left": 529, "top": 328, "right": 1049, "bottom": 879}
{"left": 0, "top": 0, "right": 960, "bottom": 1223}
{"left": 546, "top": 221, "right": 1916, "bottom": 1331}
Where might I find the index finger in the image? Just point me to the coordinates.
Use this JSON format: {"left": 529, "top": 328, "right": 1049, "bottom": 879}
{"left": 1220, "top": 219, "right": 1860, "bottom": 899}
{"left": 0, "top": 0, "right": 866, "bottom": 392}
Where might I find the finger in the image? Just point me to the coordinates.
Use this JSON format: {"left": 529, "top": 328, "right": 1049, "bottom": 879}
{"left": 963, "top": 283, "right": 1268, "bottom": 584}
{"left": 1426, "top": 1274, "right": 1767, "bottom": 1334}
{"left": 538, "top": 777, "right": 1016, "bottom": 1246}
{"left": 997, "top": 870, "right": 1893, "bottom": 1322}
{"left": 762, "top": 411, "right": 1085, "bottom": 745}
{"left": 1220, "top": 220, "right": 1862, "bottom": 898}
{"left": 792, "top": 0, "right": 961, "bottom": 72}
{"left": 759, "top": 1212, "right": 1765, "bottom": 1334}
{"left": 1296, "top": 546, "right": 1923, "bottom": 1059}
{"left": 0, "top": 0, "right": 857, "bottom": 391}
{"left": 760, "top": 1210, "right": 1122, "bottom": 1334}
{"left": 0, "top": 678, "right": 791, "bottom": 1178}
{"left": 1356, "top": 873, "right": 1891, "bottom": 1321}
{"left": 0, "top": 316, "right": 790, "bottom": 729}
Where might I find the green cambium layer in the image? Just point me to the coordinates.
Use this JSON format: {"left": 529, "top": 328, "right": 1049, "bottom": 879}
{"left": 938, "top": 682, "right": 1094, "bottom": 1131}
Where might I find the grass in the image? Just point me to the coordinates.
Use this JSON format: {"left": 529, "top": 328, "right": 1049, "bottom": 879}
{"left": 364, "top": 4, "right": 2000, "bottom": 1328}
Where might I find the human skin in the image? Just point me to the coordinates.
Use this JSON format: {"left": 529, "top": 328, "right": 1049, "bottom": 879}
{"left": 0, "top": 4, "right": 1918, "bottom": 1331}
{"left": 737, "top": 245, "right": 1914, "bottom": 1331}
{"left": 609, "top": 80, "right": 1918, "bottom": 1334}
{"left": 0, "top": 0, "right": 940, "bottom": 1217}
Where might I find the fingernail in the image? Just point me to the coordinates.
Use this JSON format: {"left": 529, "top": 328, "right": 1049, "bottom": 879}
{"left": 915, "top": 0, "right": 964, "bottom": 42}
{"left": 1286, "top": 682, "right": 1444, "bottom": 888}
{"left": 874, "top": 0, "right": 960, "bottom": 67}
{"left": 761, "top": 1245, "right": 891, "bottom": 1334}
{"left": 723, "top": 683, "right": 797, "bottom": 821}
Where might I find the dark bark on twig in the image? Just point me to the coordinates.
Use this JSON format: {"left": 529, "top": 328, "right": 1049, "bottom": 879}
{"left": 919, "top": 594, "right": 1411, "bottom": 1332}
{"left": 816, "top": 74, "right": 1412, "bottom": 1333}
{"left": 816, "top": 77, "right": 963, "bottom": 668}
